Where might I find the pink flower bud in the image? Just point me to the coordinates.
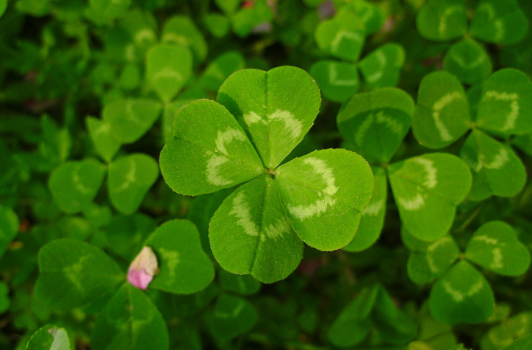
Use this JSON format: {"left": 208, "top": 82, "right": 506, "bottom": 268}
{"left": 128, "top": 247, "right": 158, "bottom": 290}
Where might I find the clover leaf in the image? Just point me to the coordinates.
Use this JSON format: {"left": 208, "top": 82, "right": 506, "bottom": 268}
{"left": 160, "top": 66, "right": 374, "bottom": 283}
{"left": 26, "top": 324, "right": 70, "bottom": 350}
{"left": 0, "top": 205, "right": 19, "bottom": 259}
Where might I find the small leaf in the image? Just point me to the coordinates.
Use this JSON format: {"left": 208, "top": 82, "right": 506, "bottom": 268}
{"left": 460, "top": 130, "right": 526, "bottom": 200}
{"left": 48, "top": 159, "right": 107, "bottom": 214}
{"left": 103, "top": 99, "right": 162, "bottom": 144}
{"left": 86, "top": 117, "right": 122, "bottom": 162}
{"left": 118, "top": 63, "right": 141, "bottom": 91}
{"left": 359, "top": 43, "right": 405, "bottom": 90}
{"left": 162, "top": 16, "right": 208, "bottom": 63}
{"left": 91, "top": 283, "right": 169, "bottom": 350}
{"left": 337, "top": 87, "right": 414, "bottom": 163}
{"left": 210, "top": 176, "right": 304, "bottom": 283}
{"left": 443, "top": 38, "right": 492, "bottom": 85}
{"left": 315, "top": 9, "right": 365, "bottom": 62}
{"left": 470, "top": 0, "right": 528, "bottom": 45}
{"left": 206, "top": 293, "right": 258, "bottom": 341}
{"left": 202, "top": 13, "right": 230, "bottom": 38}
{"left": 146, "top": 44, "right": 192, "bottom": 103}
{"left": 402, "top": 227, "right": 460, "bottom": 284}
{"left": 416, "top": 0, "right": 468, "bottom": 41}
{"left": 219, "top": 268, "right": 261, "bottom": 295}
{"left": 429, "top": 260, "right": 495, "bottom": 324}
{"left": 310, "top": 60, "right": 359, "bottom": 103}
{"left": 276, "top": 149, "right": 374, "bottom": 251}
{"left": 344, "top": 168, "right": 387, "bottom": 252}
{"left": 501, "top": 335, "right": 532, "bottom": 350}
{"left": 146, "top": 220, "right": 215, "bottom": 294}
{"left": 476, "top": 69, "right": 532, "bottom": 136}
{"left": 344, "top": 0, "right": 385, "bottom": 35}
{"left": 231, "top": 0, "right": 273, "bottom": 38}
{"left": 160, "top": 99, "right": 264, "bottom": 196}
{"left": 217, "top": 66, "right": 321, "bottom": 169}
{"left": 486, "top": 313, "right": 532, "bottom": 350}
{"left": 26, "top": 324, "right": 70, "bottom": 350}
{"left": 465, "top": 221, "right": 531, "bottom": 276}
{"left": 35, "top": 239, "right": 124, "bottom": 309}
{"left": 0, "top": 205, "right": 19, "bottom": 258}
{"left": 108, "top": 153, "right": 159, "bottom": 214}
{"left": 387, "top": 153, "right": 472, "bottom": 241}
{"left": 413, "top": 71, "right": 471, "bottom": 149}
{"left": 200, "top": 51, "right": 245, "bottom": 92}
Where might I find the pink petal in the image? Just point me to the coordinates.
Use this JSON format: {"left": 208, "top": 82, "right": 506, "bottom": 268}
{"left": 128, "top": 268, "right": 154, "bottom": 290}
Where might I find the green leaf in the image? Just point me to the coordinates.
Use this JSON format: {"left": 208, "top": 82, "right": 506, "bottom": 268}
{"left": 310, "top": 60, "right": 359, "bottom": 103}
{"left": 162, "top": 99, "right": 194, "bottom": 143}
{"left": 35, "top": 238, "right": 124, "bottom": 310}
{"left": 146, "top": 220, "right": 214, "bottom": 294}
{"left": 402, "top": 227, "right": 460, "bottom": 284}
{"left": 337, "top": 87, "right": 414, "bottom": 163}
{"left": 219, "top": 268, "right": 261, "bottom": 295}
{"left": 210, "top": 176, "right": 304, "bottom": 283}
{"left": 48, "top": 159, "right": 107, "bottom": 214}
{"left": 200, "top": 51, "right": 245, "bottom": 93}
{"left": 359, "top": 43, "right": 405, "bottom": 90}
{"left": 0, "top": 281, "right": 9, "bottom": 313}
{"left": 160, "top": 99, "right": 263, "bottom": 196}
{"left": 443, "top": 39, "right": 492, "bottom": 85}
{"left": 501, "top": 335, "right": 532, "bottom": 350}
{"left": 483, "top": 312, "right": 532, "bottom": 350}
{"left": 146, "top": 44, "right": 192, "bottom": 103}
{"left": 465, "top": 221, "right": 531, "bottom": 276}
{"left": 0, "top": 205, "right": 18, "bottom": 258}
{"left": 86, "top": 117, "right": 122, "bottom": 162}
{"left": 429, "top": 260, "right": 495, "bottom": 324}
{"left": 387, "top": 153, "right": 472, "bottom": 241}
{"left": 231, "top": 0, "right": 273, "bottom": 38}
{"left": 0, "top": 0, "right": 7, "bottom": 18}
{"left": 91, "top": 283, "right": 169, "bottom": 350}
{"left": 103, "top": 99, "right": 162, "bottom": 144}
{"left": 89, "top": 0, "right": 131, "bottom": 21}
{"left": 205, "top": 293, "right": 258, "bottom": 341}
{"left": 202, "top": 14, "right": 230, "bottom": 38}
{"left": 276, "top": 149, "right": 374, "bottom": 251}
{"left": 476, "top": 69, "right": 532, "bottom": 136}
{"left": 460, "top": 130, "right": 526, "bottom": 200}
{"left": 315, "top": 10, "right": 365, "bottom": 62}
{"left": 328, "top": 285, "right": 379, "bottom": 347}
{"left": 470, "top": 0, "right": 528, "bottom": 45}
{"left": 108, "top": 154, "right": 159, "bottom": 214}
{"left": 412, "top": 71, "right": 471, "bottom": 149}
{"left": 107, "top": 213, "right": 157, "bottom": 261}
{"left": 344, "top": 0, "right": 385, "bottom": 35}
{"left": 344, "top": 167, "right": 387, "bottom": 252}
{"left": 162, "top": 16, "right": 208, "bottom": 63}
{"left": 416, "top": 0, "right": 468, "bottom": 41}
{"left": 26, "top": 324, "right": 70, "bottom": 350}
{"left": 217, "top": 66, "right": 321, "bottom": 169}
{"left": 215, "top": 0, "right": 241, "bottom": 15}
{"left": 119, "top": 63, "right": 141, "bottom": 91}
{"left": 513, "top": 134, "right": 532, "bottom": 157}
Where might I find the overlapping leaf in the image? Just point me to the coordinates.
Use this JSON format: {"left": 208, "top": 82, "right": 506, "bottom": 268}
{"left": 310, "top": 60, "right": 359, "bottom": 103}
{"left": 416, "top": 0, "right": 468, "bottom": 42}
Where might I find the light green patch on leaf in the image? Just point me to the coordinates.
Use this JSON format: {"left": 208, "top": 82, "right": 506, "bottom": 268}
{"left": 200, "top": 51, "right": 245, "bottom": 92}
{"left": 146, "top": 44, "right": 192, "bottom": 103}
{"left": 315, "top": 9, "right": 366, "bottom": 62}
{"left": 206, "top": 293, "right": 258, "bottom": 341}
{"left": 443, "top": 38, "right": 492, "bottom": 85}
{"left": 160, "top": 99, "right": 263, "bottom": 196}
{"left": 344, "top": 168, "right": 387, "bottom": 252}
{"left": 476, "top": 69, "right": 532, "bottom": 136}
{"left": 103, "top": 99, "right": 162, "bottom": 144}
{"left": 402, "top": 227, "right": 460, "bottom": 284}
{"left": 48, "top": 159, "right": 107, "bottom": 214}
{"left": 146, "top": 220, "right": 215, "bottom": 294}
{"left": 35, "top": 239, "right": 124, "bottom": 310}
{"left": 217, "top": 66, "right": 321, "bottom": 169}
{"left": 210, "top": 176, "right": 304, "bottom": 283}
{"left": 460, "top": 130, "right": 526, "bottom": 200}
{"left": 359, "top": 43, "right": 405, "bottom": 90}
{"left": 219, "top": 268, "right": 261, "bottom": 295}
{"left": 338, "top": 87, "right": 414, "bottom": 163}
{"left": 276, "top": 149, "right": 374, "bottom": 251}
{"left": 416, "top": 0, "right": 467, "bottom": 41}
{"left": 91, "top": 283, "right": 169, "bottom": 350}
{"left": 26, "top": 324, "right": 70, "bottom": 350}
{"left": 429, "top": 260, "right": 494, "bottom": 324}
{"left": 86, "top": 117, "right": 122, "bottom": 162}
{"left": 310, "top": 60, "right": 359, "bottom": 103}
{"left": 413, "top": 71, "right": 471, "bottom": 149}
{"left": 0, "top": 205, "right": 19, "bottom": 259}
{"left": 465, "top": 221, "right": 531, "bottom": 276}
{"left": 387, "top": 153, "right": 472, "bottom": 241}
{"left": 470, "top": 0, "right": 528, "bottom": 45}
{"left": 108, "top": 154, "right": 159, "bottom": 215}
{"left": 162, "top": 16, "right": 208, "bottom": 63}
{"left": 202, "top": 14, "right": 230, "bottom": 38}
